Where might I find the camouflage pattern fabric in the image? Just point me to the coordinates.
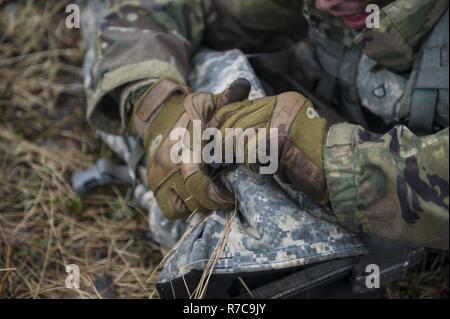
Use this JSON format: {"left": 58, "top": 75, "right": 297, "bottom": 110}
{"left": 159, "top": 165, "right": 366, "bottom": 282}
{"left": 98, "top": 131, "right": 367, "bottom": 281}
{"left": 83, "top": 0, "right": 306, "bottom": 133}
{"left": 188, "top": 49, "right": 265, "bottom": 100}
{"left": 356, "top": 54, "right": 409, "bottom": 126}
{"left": 81, "top": 0, "right": 449, "bottom": 250}
{"left": 325, "top": 124, "right": 449, "bottom": 250}
{"left": 304, "top": 0, "right": 449, "bottom": 71}
{"left": 354, "top": 0, "right": 449, "bottom": 72}
{"left": 84, "top": 0, "right": 448, "bottom": 131}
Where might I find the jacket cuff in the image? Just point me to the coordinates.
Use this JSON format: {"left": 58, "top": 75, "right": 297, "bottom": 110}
{"left": 323, "top": 123, "right": 368, "bottom": 233}
{"left": 87, "top": 60, "right": 185, "bottom": 134}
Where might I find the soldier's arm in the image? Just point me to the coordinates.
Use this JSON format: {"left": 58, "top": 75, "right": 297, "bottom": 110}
{"left": 86, "top": 0, "right": 306, "bottom": 133}
{"left": 86, "top": 0, "right": 204, "bottom": 133}
{"left": 324, "top": 124, "right": 449, "bottom": 250}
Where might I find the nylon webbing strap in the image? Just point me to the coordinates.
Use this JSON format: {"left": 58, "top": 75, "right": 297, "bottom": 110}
{"left": 409, "top": 90, "right": 438, "bottom": 135}
{"left": 409, "top": 9, "right": 448, "bottom": 135}
{"left": 415, "top": 47, "right": 449, "bottom": 90}
{"left": 134, "top": 79, "right": 189, "bottom": 138}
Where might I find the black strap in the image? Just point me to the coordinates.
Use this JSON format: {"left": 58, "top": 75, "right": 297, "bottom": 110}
{"left": 409, "top": 90, "right": 438, "bottom": 135}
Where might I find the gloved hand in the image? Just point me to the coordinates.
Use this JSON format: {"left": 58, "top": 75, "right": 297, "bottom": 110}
{"left": 209, "top": 89, "right": 329, "bottom": 203}
{"left": 132, "top": 77, "right": 251, "bottom": 219}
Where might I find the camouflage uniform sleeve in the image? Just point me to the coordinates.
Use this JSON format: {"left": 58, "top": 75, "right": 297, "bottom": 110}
{"left": 86, "top": 0, "right": 205, "bottom": 133}
{"left": 86, "top": 0, "right": 306, "bottom": 134}
{"left": 324, "top": 123, "right": 449, "bottom": 250}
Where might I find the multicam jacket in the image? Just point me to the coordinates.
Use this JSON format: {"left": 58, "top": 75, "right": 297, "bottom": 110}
{"left": 84, "top": 0, "right": 449, "bottom": 250}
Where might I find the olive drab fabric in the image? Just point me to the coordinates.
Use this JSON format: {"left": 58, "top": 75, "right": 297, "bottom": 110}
{"left": 210, "top": 90, "right": 329, "bottom": 203}
{"left": 84, "top": 0, "right": 449, "bottom": 250}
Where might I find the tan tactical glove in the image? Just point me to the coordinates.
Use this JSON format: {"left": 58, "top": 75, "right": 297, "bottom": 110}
{"left": 210, "top": 90, "right": 329, "bottom": 203}
{"left": 132, "top": 78, "right": 251, "bottom": 219}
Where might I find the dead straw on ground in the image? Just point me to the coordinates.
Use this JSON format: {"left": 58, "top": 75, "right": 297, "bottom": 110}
{"left": 0, "top": 1, "right": 161, "bottom": 299}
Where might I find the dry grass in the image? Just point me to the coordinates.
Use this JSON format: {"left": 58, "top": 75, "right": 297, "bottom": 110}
{"left": 0, "top": 0, "right": 447, "bottom": 299}
{"left": 384, "top": 250, "right": 448, "bottom": 299}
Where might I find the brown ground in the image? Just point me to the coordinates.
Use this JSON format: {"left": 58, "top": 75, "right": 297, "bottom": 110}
{"left": 0, "top": 1, "right": 448, "bottom": 299}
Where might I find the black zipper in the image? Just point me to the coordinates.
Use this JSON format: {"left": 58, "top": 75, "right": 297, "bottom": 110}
{"left": 268, "top": 263, "right": 354, "bottom": 299}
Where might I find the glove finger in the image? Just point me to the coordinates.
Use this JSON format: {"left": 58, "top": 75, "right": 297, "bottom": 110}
{"left": 209, "top": 100, "right": 253, "bottom": 129}
{"left": 241, "top": 122, "right": 270, "bottom": 167}
{"left": 218, "top": 98, "right": 274, "bottom": 137}
{"left": 154, "top": 172, "right": 205, "bottom": 220}
{"left": 215, "top": 78, "right": 251, "bottom": 107}
{"left": 181, "top": 158, "right": 235, "bottom": 211}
